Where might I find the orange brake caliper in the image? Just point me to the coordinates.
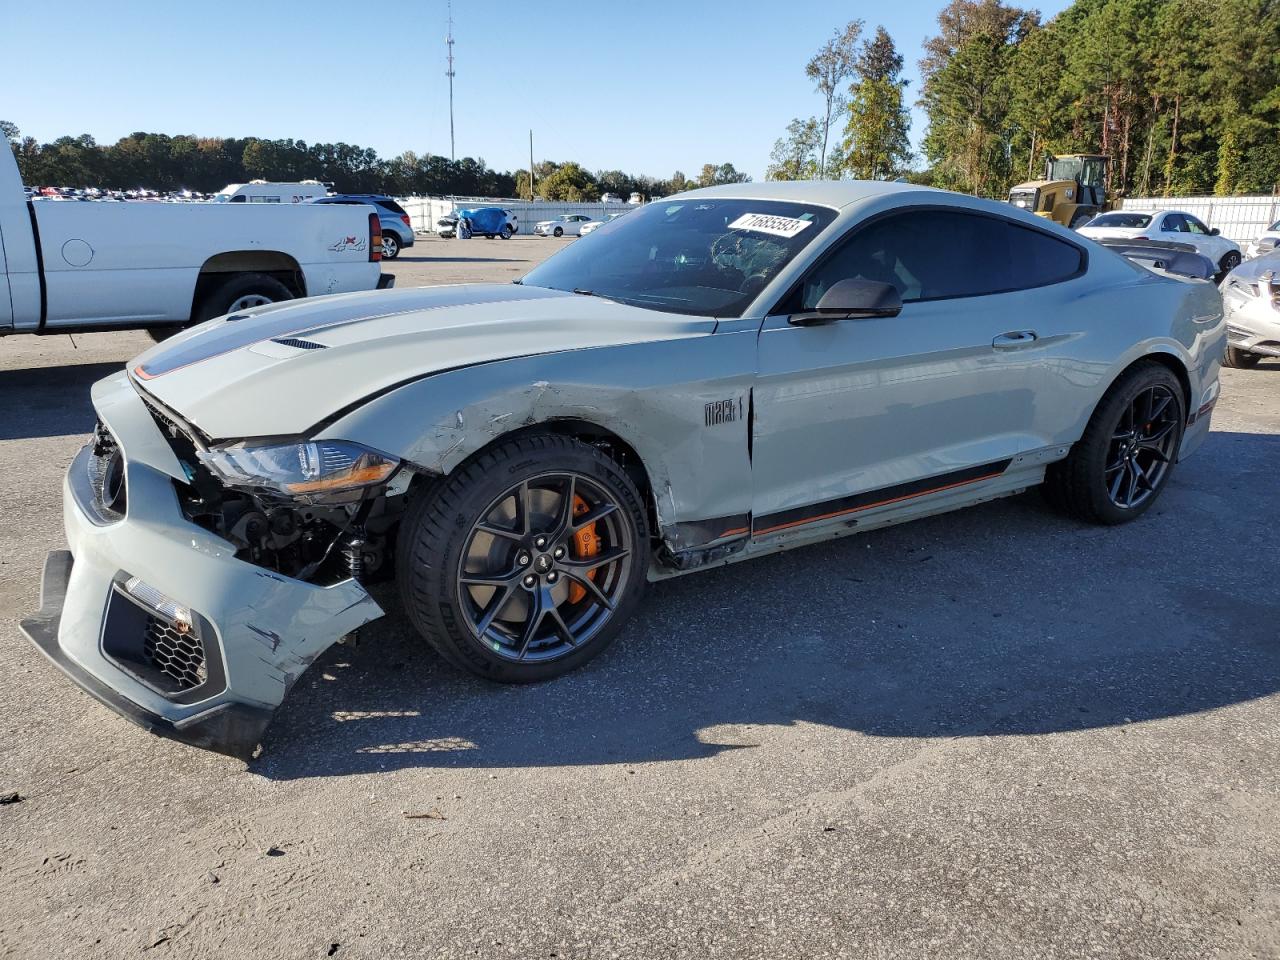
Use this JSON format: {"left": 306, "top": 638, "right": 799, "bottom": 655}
{"left": 568, "top": 494, "right": 601, "bottom": 604}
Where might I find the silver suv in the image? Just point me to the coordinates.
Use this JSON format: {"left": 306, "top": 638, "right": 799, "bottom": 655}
{"left": 312, "top": 194, "right": 415, "bottom": 259}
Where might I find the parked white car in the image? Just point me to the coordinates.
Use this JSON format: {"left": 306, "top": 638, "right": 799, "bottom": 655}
{"left": 1245, "top": 218, "right": 1280, "bottom": 259}
{"left": 1079, "top": 210, "right": 1242, "bottom": 275}
{"left": 0, "top": 149, "right": 390, "bottom": 338}
{"left": 1220, "top": 250, "right": 1280, "bottom": 367}
{"left": 578, "top": 212, "right": 629, "bottom": 236}
{"left": 534, "top": 214, "right": 594, "bottom": 238}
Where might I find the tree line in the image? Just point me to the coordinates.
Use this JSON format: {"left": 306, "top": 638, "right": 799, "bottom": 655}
{"left": 1, "top": 122, "right": 747, "bottom": 200}
{"left": 771, "top": 0, "right": 1280, "bottom": 198}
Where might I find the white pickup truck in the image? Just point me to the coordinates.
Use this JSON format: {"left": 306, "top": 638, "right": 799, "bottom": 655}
{"left": 0, "top": 148, "right": 392, "bottom": 338}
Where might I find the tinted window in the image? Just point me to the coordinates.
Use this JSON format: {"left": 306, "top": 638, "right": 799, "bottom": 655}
{"left": 1161, "top": 213, "right": 1187, "bottom": 232}
{"left": 790, "top": 209, "right": 1083, "bottom": 309}
{"left": 377, "top": 199, "right": 407, "bottom": 215}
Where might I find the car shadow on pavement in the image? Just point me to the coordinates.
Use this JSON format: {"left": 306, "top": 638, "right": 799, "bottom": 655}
{"left": 253, "top": 430, "right": 1280, "bottom": 782}
{"left": 0, "top": 361, "right": 122, "bottom": 440}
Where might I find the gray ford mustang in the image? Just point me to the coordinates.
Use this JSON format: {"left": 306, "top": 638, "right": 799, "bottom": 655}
{"left": 22, "top": 182, "right": 1226, "bottom": 759}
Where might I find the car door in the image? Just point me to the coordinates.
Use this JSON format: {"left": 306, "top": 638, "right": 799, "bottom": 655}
{"left": 751, "top": 207, "right": 1087, "bottom": 536}
{"left": 1180, "top": 213, "right": 1230, "bottom": 263}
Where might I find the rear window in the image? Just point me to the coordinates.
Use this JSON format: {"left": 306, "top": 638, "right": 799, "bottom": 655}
{"left": 376, "top": 199, "right": 407, "bottom": 215}
{"left": 1088, "top": 212, "right": 1152, "bottom": 228}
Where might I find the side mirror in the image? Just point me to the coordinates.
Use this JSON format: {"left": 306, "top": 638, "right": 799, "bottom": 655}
{"left": 791, "top": 279, "right": 902, "bottom": 326}
{"left": 1210, "top": 227, "right": 1221, "bottom": 236}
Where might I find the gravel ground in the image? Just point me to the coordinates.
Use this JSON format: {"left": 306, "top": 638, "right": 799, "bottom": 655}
{"left": 2, "top": 236, "right": 1278, "bottom": 959}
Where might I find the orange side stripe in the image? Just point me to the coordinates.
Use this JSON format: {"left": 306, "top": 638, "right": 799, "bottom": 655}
{"left": 753, "top": 470, "right": 1005, "bottom": 537}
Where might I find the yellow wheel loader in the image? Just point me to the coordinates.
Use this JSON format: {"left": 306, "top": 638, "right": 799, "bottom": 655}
{"left": 1008, "top": 155, "right": 1111, "bottom": 229}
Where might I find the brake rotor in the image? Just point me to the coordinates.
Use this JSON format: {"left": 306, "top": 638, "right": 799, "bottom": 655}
{"left": 568, "top": 494, "right": 601, "bottom": 603}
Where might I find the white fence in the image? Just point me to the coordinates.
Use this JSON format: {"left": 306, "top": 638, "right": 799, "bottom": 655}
{"left": 1119, "top": 194, "right": 1280, "bottom": 244}
{"left": 397, "top": 197, "right": 636, "bottom": 234}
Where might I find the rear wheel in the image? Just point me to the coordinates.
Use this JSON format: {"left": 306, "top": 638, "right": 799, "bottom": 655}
{"left": 397, "top": 434, "right": 649, "bottom": 682}
{"left": 1224, "top": 346, "right": 1261, "bottom": 369}
{"left": 382, "top": 233, "right": 401, "bottom": 259}
{"left": 148, "top": 272, "right": 293, "bottom": 342}
{"left": 1069, "top": 211, "right": 1093, "bottom": 230}
{"left": 1042, "top": 363, "right": 1185, "bottom": 524}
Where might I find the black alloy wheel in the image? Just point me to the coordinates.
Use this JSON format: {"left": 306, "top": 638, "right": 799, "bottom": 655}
{"left": 457, "top": 472, "right": 633, "bottom": 664}
{"left": 397, "top": 433, "right": 649, "bottom": 681}
{"left": 1103, "top": 383, "right": 1181, "bottom": 510}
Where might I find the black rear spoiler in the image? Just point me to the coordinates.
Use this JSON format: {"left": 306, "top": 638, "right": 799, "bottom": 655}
{"left": 1097, "top": 238, "right": 1215, "bottom": 280}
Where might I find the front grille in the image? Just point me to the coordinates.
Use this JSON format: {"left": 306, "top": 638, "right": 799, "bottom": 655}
{"left": 143, "top": 616, "right": 208, "bottom": 690}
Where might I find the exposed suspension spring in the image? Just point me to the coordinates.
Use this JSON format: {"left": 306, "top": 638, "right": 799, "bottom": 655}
{"left": 342, "top": 527, "right": 368, "bottom": 582}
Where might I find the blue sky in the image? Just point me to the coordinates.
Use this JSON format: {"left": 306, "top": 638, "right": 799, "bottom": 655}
{"left": 7, "top": 0, "right": 1071, "bottom": 181}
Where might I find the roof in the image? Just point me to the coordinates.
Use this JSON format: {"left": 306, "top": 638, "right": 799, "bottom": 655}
{"left": 672, "top": 179, "right": 939, "bottom": 208}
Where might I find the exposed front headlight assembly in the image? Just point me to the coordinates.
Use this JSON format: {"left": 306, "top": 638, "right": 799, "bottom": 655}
{"left": 198, "top": 440, "right": 399, "bottom": 499}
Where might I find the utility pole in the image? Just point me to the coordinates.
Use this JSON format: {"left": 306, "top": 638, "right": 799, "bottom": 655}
{"left": 529, "top": 130, "right": 535, "bottom": 200}
{"left": 446, "top": 0, "right": 456, "bottom": 162}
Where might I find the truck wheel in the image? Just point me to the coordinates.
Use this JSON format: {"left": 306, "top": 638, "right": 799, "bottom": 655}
{"left": 1041, "top": 362, "right": 1185, "bottom": 525}
{"left": 1069, "top": 211, "right": 1093, "bottom": 229}
{"left": 500, "top": 225, "right": 513, "bottom": 239}
{"left": 1224, "top": 347, "right": 1260, "bottom": 369}
{"left": 396, "top": 433, "right": 649, "bottom": 682}
{"left": 382, "top": 233, "right": 401, "bottom": 259}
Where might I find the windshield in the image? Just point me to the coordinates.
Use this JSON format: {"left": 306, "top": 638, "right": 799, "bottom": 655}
{"left": 521, "top": 198, "right": 838, "bottom": 317}
{"left": 1088, "top": 212, "right": 1151, "bottom": 228}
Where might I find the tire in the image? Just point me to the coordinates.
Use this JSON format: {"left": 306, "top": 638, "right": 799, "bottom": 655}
{"left": 553, "top": 226, "right": 564, "bottom": 238}
{"left": 500, "top": 225, "right": 513, "bottom": 239}
{"left": 1224, "top": 346, "right": 1261, "bottom": 369}
{"left": 382, "top": 233, "right": 401, "bottom": 259}
{"left": 1218, "top": 250, "right": 1241, "bottom": 275}
{"left": 397, "top": 433, "right": 649, "bottom": 682}
{"left": 149, "top": 272, "right": 293, "bottom": 342}
{"left": 1069, "top": 211, "right": 1093, "bottom": 230}
{"left": 1041, "top": 362, "right": 1186, "bottom": 525}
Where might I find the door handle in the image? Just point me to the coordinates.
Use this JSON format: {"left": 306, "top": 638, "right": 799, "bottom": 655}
{"left": 993, "top": 330, "right": 1038, "bottom": 348}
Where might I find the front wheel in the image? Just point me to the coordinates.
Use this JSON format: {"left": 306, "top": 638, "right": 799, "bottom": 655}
{"left": 1069, "top": 211, "right": 1093, "bottom": 230}
{"left": 397, "top": 434, "right": 649, "bottom": 682}
{"left": 1042, "top": 362, "right": 1185, "bottom": 524}
{"left": 500, "top": 225, "right": 513, "bottom": 239}
{"left": 1224, "top": 346, "right": 1261, "bottom": 369}
{"left": 553, "top": 226, "right": 564, "bottom": 238}
{"left": 1218, "top": 250, "right": 1241, "bottom": 275}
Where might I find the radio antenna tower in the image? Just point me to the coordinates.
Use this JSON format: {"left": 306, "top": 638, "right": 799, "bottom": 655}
{"left": 446, "top": 0, "right": 456, "bottom": 162}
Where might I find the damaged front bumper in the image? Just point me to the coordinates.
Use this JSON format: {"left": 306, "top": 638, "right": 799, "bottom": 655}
{"left": 18, "top": 374, "right": 384, "bottom": 760}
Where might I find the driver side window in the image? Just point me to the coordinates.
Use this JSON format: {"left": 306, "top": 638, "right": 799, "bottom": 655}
{"left": 784, "top": 209, "right": 1084, "bottom": 311}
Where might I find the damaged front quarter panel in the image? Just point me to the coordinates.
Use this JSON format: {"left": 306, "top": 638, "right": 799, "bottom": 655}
{"left": 314, "top": 332, "right": 759, "bottom": 573}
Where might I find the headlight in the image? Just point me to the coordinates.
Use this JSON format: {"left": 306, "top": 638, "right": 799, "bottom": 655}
{"left": 198, "top": 440, "right": 399, "bottom": 498}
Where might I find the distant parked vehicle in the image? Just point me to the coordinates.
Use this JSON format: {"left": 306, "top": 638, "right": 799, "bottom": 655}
{"left": 534, "top": 214, "right": 593, "bottom": 238}
{"left": 213, "top": 180, "right": 329, "bottom": 204}
{"left": 457, "top": 206, "right": 517, "bottom": 239}
{"left": 1220, "top": 249, "right": 1280, "bottom": 368}
{"left": 436, "top": 214, "right": 458, "bottom": 238}
{"left": 578, "top": 211, "right": 629, "bottom": 236}
{"left": 1245, "top": 218, "right": 1280, "bottom": 259}
{"left": 1079, "top": 209, "right": 1242, "bottom": 276}
{"left": 313, "top": 194, "right": 414, "bottom": 259}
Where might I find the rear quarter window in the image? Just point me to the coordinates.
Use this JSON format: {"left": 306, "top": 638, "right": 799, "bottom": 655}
{"left": 377, "top": 199, "right": 408, "bottom": 215}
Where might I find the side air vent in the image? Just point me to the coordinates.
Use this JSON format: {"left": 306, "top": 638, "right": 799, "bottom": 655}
{"left": 271, "top": 337, "right": 328, "bottom": 351}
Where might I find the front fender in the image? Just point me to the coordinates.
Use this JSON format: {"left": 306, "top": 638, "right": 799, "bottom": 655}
{"left": 315, "top": 334, "right": 758, "bottom": 547}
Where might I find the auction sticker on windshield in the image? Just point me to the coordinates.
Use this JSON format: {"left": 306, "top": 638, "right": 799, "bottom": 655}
{"left": 727, "top": 213, "right": 815, "bottom": 239}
